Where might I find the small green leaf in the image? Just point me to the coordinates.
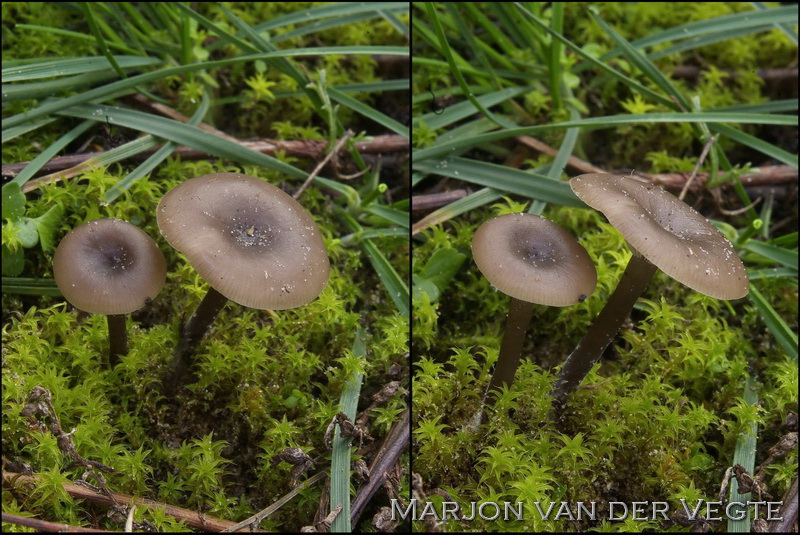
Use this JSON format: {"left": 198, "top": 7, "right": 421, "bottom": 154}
{"left": 2, "top": 244, "right": 24, "bottom": 276}
{"left": 31, "top": 204, "right": 64, "bottom": 252}
{"left": 412, "top": 277, "right": 441, "bottom": 302}
{"left": 2, "top": 182, "right": 26, "bottom": 220}
{"left": 16, "top": 218, "right": 39, "bottom": 248}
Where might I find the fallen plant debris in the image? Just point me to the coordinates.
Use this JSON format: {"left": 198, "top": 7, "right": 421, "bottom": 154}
{"left": 19, "top": 387, "right": 119, "bottom": 508}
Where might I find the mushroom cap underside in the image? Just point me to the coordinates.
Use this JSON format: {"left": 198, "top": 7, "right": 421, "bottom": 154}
{"left": 157, "top": 172, "right": 330, "bottom": 310}
{"left": 472, "top": 213, "right": 597, "bottom": 306}
{"left": 53, "top": 218, "right": 166, "bottom": 315}
{"left": 570, "top": 173, "right": 749, "bottom": 300}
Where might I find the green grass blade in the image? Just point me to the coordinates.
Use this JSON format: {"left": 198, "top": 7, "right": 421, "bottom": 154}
{"left": 415, "top": 86, "right": 529, "bottom": 131}
{"left": 743, "top": 241, "right": 798, "bottom": 270}
{"left": 413, "top": 157, "right": 582, "bottom": 207}
{"left": 2, "top": 46, "right": 408, "bottom": 130}
{"left": 11, "top": 120, "right": 95, "bottom": 187}
{"left": 328, "top": 87, "right": 409, "bottom": 138}
{"left": 1, "top": 55, "right": 160, "bottom": 82}
{"left": 747, "top": 267, "right": 798, "bottom": 281}
{"left": 55, "top": 102, "right": 356, "bottom": 195}
{"left": 338, "top": 208, "right": 409, "bottom": 318}
{"left": 79, "top": 2, "right": 126, "bottom": 79}
{"left": 727, "top": 375, "right": 760, "bottom": 532}
{"left": 514, "top": 3, "right": 675, "bottom": 110}
{"left": 414, "top": 112, "right": 797, "bottom": 163}
{"left": 424, "top": 2, "right": 515, "bottom": 129}
{"left": 748, "top": 284, "right": 798, "bottom": 360}
{"left": 330, "top": 325, "right": 367, "bottom": 533}
{"left": 103, "top": 92, "right": 212, "bottom": 203}
{"left": 708, "top": 123, "right": 798, "bottom": 168}
{"left": 1, "top": 277, "right": 61, "bottom": 297}
{"left": 588, "top": 7, "right": 690, "bottom": 111}
{"left": 412, "top": 188, "right": 503, "bottom": 236}
{"left": 365, "top": 205, "right": 410, "bottom": 229}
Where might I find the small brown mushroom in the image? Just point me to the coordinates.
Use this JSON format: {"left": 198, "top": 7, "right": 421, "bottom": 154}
{"left": 472, "top": 213, "right": 597, "bottom": 394}
{"left": 552, "top": 174, "right": 749, "bottom": 411}
{"left": 157, "top": 172, "right": 330, "bottom": 388}
{"left": 53, "top": 218, "right": 166, "bottom": 366}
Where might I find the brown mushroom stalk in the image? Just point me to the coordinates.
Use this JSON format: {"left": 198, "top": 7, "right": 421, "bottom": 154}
{"left": 177, "top": 286, "right": 229, "bottom": 360}
{"left": 472, "top": 213, "right": 597, "bottom": 402}
{"left": 488, "top": 297, "right": 535, "bottom": 393}
{"left": 157, "top": 173, "right": 330, "bottom": 391}
{"left": 107, "top": 315, "right": 128, "bottom": 365}
{"left": 53, "top": 218, "right": 166, "bottom": 367}
{"left": 552, "top": 250, "right": 656, "bottom": 409}
{"left": 551, "top": 174, "right": 749, "bottom": 414}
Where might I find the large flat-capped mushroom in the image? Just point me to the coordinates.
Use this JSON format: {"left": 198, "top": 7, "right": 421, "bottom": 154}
{"left": 157, "top": 172, "right": 330, "bottom": 388}
{"left": 472, "top": 213, "right": 597, "bottom": 395}
{"left": 53, "top": 218, "right": 166, "bottom": 366}
{"left": 551, "top": 173, "right": 749, "bottom": 412}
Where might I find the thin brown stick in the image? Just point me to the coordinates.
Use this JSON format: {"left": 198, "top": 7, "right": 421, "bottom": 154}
{"left": 221, "top": 471, "right": 327, "bottom": 532}
{"left": 2, "top": 471, "right": 248, "bottom": 532}
{"left": 769, "top": 477, "right": 798, "bottom": 532}
{"left": 514, "top": 135, "right": 797, "bottom": 192}
{"left": 679, "top": 135, "right": 715, "bottom": 201}
{"left": 293, "top": 129, "right": 355, "bottom": 200}
{"left": 411, "top": 189, "right": 469, "bottom": 212}
{"left": 0, "top": 512, "right": 111, "bottom": 533}
{"left": 6, "top": 135, "right": 408, "bottom": 193}
{"left": 349, "top": 409, "right": 410, "bottom": 525}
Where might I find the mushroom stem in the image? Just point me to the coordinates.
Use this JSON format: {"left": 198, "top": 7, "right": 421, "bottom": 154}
{"left": 180, "top": 286, "right": 229, "bottom": 355}
{"left": 163, "top": 286, "right": 229, "bottom": 392}
{"left": 107, "top": 314, "right": 127, "bottom": 367}
{"left": 551, "top": 252, "right": 658, "bottom": 412}
{"left": 487, "top": 297, "right": 534, "bottom": 393}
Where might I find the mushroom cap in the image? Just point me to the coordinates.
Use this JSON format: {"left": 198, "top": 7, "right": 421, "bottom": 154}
{"left": 157, "top": 172, "right": 330, "bottom": 310}
{"left": 570, "top": 173, "right": 749, "bottom": 299}
{"left": 472, "top": 213, "right": 597, "bottom": 306}
{"left": 53, "top": 218, "right": 167, "bottom": 315}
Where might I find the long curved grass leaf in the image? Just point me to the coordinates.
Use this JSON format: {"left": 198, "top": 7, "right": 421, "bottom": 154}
{"left": 365, "top": 205, "right": 410, "bottom": 229}
{"left": 330, "top": 325, "right": 367, "bottom": 533}
{"left": 2, "top": 46, "right": 408, "bottom": 130}
{"left": 413, "top": 157, "right": 582, "bottom": 207}
{"left": 0, "top": 277, "right": 61, "bottom": 297}
{"left": 411, "top": 188, "right": 503, "bottom": 236}
{"left": 103, "top": 92, "right": 212, "bottom": 203}
{"left": 413, "top": 112, "right": 797, "bottom": 163}
{"left": 727, "top": 375, "right": 760, "bottom": 533}
{"left": 415, "top": 86, "right": 529, "bottom": 131}
{"left": 1, "top": 55, "right": 161, "bottom": 82}
{"left": 425, "top": 2, "right": 515, "bottom": 129}
{"left": 337, "top": 208, "right": 409, "bottom": 317}
{"left": 328, "top": 87, "right": 409, "bottom": 138}
{"left": 589, "top": 7, "right": 690, "bottom": 111}
{"left": 708, "top": 123, "right": 798, "bottom": 168}
{"left": 11, "top": 120, "right": 95, "bottom": 187}
{"left": 275, "top": 5, "right": 409, "bottom": 44}
{"left": 743, "top": 241, "right": 798, "bottom": 270}
{"left": 514, "top": 3, "right": 675, "bottom": 110}
{"left": 748, "top": 285, "right": 798, "bottom": 360}
{"left": 55, "top": 103, "right": 348, "bottom": 196}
